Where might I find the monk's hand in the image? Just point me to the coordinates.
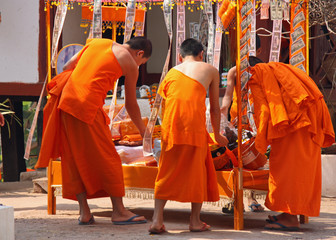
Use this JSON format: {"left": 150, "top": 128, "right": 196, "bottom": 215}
{"left": 214, "top": 134, "right": 229, "bottom": 147}
{"left": 220, "top": 106, "right": 229, "bottom": 118}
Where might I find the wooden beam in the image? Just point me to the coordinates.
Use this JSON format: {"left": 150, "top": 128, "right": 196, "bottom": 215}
{"left": 0, "top": 83, "right": 45, "bottom": 97}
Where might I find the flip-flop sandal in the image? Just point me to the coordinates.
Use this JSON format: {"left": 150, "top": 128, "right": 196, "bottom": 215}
{"left": 148, "top": 224, "right": 166, "bottom": 234}
{"left": 78, "top": 215, "right": 95, "bottom": 225}
{"left": 264, "top": 222, "right": 300, "bottom": 231}
{"left": 112, "top": 214, "right": 147, "bottom": 225}
{"left": 189, "top": 222, "right": 211, "bottom": 232}
{"left": 266, "top": 215, "right": 278, "bottom": 223}
{"left": 248, "top": 203, "right": 264, "bottom": 212}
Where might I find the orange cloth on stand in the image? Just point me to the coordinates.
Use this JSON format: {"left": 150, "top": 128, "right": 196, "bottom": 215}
{"left": 36, "top": 38, "right": 125, "bottom": 201}
{"left": 155, "top": 69, "right": 219, "bottom": 203}
{"left": 248, "top": 62, "right": 335, "bottom": 217}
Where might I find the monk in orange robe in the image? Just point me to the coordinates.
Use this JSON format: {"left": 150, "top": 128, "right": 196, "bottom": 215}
{"left": 149, "top": 38, "right": 228, "bottom": 234}
{"left": 35, "top": 37, "right": 152, "bottom": 225}
{"left": 224, "top": 57, "right": 335, "bottom": 230}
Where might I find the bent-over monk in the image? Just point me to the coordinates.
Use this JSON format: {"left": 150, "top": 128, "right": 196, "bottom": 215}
{"left": 36, "top": 37, "right": 152, "bottom": 226}
{"left": 222, "top": 56, "right": 335, "bottom": 230}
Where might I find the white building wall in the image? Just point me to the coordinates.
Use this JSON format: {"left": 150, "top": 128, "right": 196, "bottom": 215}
{"left": 0, "top": 0, "right": 39, "bottom": 83}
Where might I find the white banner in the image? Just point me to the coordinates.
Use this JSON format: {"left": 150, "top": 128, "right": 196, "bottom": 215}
{"left": 203, "top": 0, "right": 214, "bottom": 65}
{"left": 51, "top": 0, "right": 68, "bottom": 68}
{"left": 269, "top": 19, "right": 282, "bottom": 62}
{"left": 135, "top": 7, "right": 146, "bottom": 37}
{"left": 175, "top": 1, "right": 185, "bottom": 65}
{"left": 213, "top": 2, "right": 222, "bottom": 70}
{"left": 124, "top": 0, "right": 136, "bottom": 43}
{"left": 143, "top": 0, "right": 173, "bottom": 156}
{"left": 91, "top": 0, "right": 102, "bottom": 38}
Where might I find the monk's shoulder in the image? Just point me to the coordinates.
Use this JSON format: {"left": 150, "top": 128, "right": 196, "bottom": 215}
{"left": 112, "top": 45, "right": 137, "bottom": 72}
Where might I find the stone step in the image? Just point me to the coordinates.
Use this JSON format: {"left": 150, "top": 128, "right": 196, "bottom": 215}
{"left": 32, "top": 177, "right": 48, "bottom": 193}
{"left": 0, "top": 205, "right": 14, "bottom": 240}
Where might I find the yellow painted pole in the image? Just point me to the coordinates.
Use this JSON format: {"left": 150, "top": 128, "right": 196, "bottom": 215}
{"left": 234, "top": 0, "right": 244, "bottom": 230}
{"left": 112, "top": 21, "right": 117, "bottom": 42}
{"left": 112, "top": 21, "right": 118, "bottom": 104}
{"left": 301, "top": 0, "right": 310, "bottom": 224}
{"left": 46, "top": 1, "right": 51, "bottom": 83}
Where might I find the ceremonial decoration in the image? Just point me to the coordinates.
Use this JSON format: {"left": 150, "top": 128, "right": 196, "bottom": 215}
{"left": 213, "top": 2, "right": 222, "bottom": 69}
{"left": 289, "top": 0, "right": 308, "bottom": 72}
{"left": 91, "top": 0, "right": 103, "bottom": 38}
{"left": 143, "top": 0, "right": 173, "bottom": 156}
{"left": 269, "top": 19, "right": 282, "bottom": 62}
{"left": 175, "top": 0, "right": 185, "bottom": 65}
{"left": 249, "top": 0, "right": 256, "bottom": 57}
{"left": 203, "top": 0, "right": 214, "bottom": 64}
{"left": 260, "top": 0, "right": 269, "bottom": 19}
{"left": 134, "top": 3, "right": 146, "bottom": 36}
{"left": 124, "top": 0, "right": 136, "bottom": 42}
{"left": 51, "top": 0, "right": 68, "bottom": 68}
{"left": 81, "top": 6, "right": 146, "bottom": 38}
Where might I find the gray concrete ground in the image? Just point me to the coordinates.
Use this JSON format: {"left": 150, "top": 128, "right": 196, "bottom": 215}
{"left": 1, "top": 181, "right": 336, "bottom": 240}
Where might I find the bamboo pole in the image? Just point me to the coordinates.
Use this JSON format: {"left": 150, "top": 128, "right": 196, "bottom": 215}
{"left": 233, "top": 0, "right": 244, "bottom": 230}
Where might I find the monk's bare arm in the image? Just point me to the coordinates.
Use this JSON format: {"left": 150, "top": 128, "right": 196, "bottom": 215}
{"left": 123, "top": 65, "right": 146, "bottom": 137}
{"left": 208, "top": 68, "right": 228, "bottom": 146}
{"left": 63, "top": 52, "right": 79, "bottom": 71}
{"left": 220, "top": 66, "right": 236, "bottom": 117}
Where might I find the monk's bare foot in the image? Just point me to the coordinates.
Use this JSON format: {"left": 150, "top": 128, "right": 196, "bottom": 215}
{"left": 247, "top": 193, "right": 264, "bottom": 212}
{"left": 78, "top": 213, "right": 93, "bottom": 223}
{"left": 267, "top": 212, "right": 286, "bottom": 222}
{"left": 189, "top": 222, "right": 211, "bottom": 232}
{"left": 265, "top": 213, "right": 299, "bottom": 231}
{"left": 189, "top": 218, "right": 210, "bottom": 232}
{"left": 148, "top": 223, "right": 166, "bottom": 234}
{"left": 111, "top": 210, "right": 146, "bottom": 224}
{"left": 248, "top": 200, "right": 264, "bottom": 212}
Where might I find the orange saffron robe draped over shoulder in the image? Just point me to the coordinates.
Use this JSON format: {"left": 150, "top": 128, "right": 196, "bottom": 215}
{"left": 35, "top": 39, "right": 125, "bottom": 200}
{"left": 248, "top": 62, "right": 335, "bottom": 217}
{"left": 155, "top": 69, "right": 219, "bottom": 203}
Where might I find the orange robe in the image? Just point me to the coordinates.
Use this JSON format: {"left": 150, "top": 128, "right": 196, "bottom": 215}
{"left": 248, "top": 62, "right": 335, "bottom": 216}
{"left": 35, "top": 39, "right": 125, "bottom": 200}
{"left": 155, "top": 68, "right": 219, "bottom": 203}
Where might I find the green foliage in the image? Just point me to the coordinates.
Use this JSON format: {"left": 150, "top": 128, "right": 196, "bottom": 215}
{"left": 0, "top": 99, "right": 22, "bottom": 138}
{"left": 22, "top": 101, "right": 39, "bottom": 169}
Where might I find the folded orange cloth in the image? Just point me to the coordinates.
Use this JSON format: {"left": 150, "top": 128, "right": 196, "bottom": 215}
{"left": 119, "top": 117, "right": 148, "bottom": 137}
{"left": 129, "top": 156, "right": 157, "bottom": 167}
{"left": 121, "top": 134, "right": 143, "bottom": 142}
